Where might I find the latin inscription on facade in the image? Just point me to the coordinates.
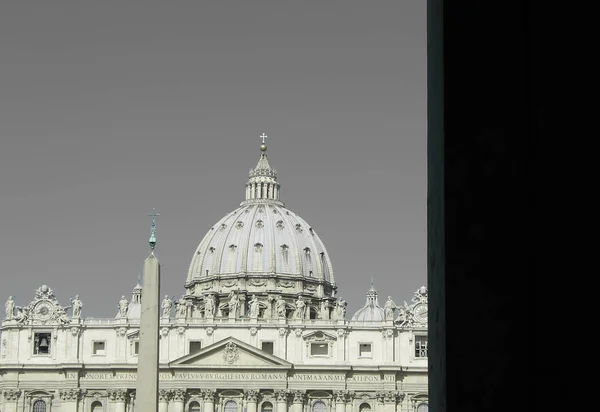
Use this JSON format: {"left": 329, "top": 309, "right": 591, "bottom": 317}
{"left": 80, "top": 372, "right": 287, "bottom": 381}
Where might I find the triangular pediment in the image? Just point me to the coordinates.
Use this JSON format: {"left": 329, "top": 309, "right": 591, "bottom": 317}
{"left": 169, "top": 336, "right": 292, "bottom": 369}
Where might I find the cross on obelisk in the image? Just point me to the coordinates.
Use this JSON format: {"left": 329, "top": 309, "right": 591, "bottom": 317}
{"left": 148, "top": 208, "right": 160, "bottom": 250}
{"left": 260, "top": 133, "right": 267, "bottom": 144}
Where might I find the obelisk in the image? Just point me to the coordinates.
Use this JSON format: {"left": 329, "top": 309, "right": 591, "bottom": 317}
{"left": 136, "top": 209, "right": 161, "bottom": 412}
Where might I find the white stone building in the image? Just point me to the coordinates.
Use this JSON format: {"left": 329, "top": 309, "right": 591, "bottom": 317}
{"left": 0, "top": 141, "right": 429, "bottom": 412}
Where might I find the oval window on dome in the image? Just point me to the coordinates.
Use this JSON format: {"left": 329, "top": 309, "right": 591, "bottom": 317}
{"left": 255, "top": 220, "right": 264, "bottom": 228}
{"left": 235, "top": 221, "right": 244, "bottom": 229}
{"left": 276, "top": 220, "right": 284, "bottom": 229}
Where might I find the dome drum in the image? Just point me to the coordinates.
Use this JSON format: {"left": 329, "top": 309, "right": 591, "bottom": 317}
{"left": 178, "top": 288, "right": 335, "bottom": 321}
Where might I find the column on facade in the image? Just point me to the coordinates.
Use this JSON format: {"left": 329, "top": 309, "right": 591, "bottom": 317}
{"left": 2, "top": 389, "right": 21, "bottom": 412}
{"left": 109, "top": 389, "right": 128, "bottom": 412}
{"left": 158, "top": 389, "right": 172, "bottom": 412}
{"left": 59, "top": 389, "right": 81, "bottom": 412}
{"left": 245, "top": 390, "right": 259, "bottom": 412}
{"left": 275, "top": 390, "right": 289, "bottom": 412}
{"left": 376, "top": 391, "right": 400, "bottom": 412}
{"left": 344, "top": 392, "right": 355, "bottom": 412}
{"left": 128, "top": 392, "right": 136, "bottom": 412}
{"left": 202, "top": 389, "right": 216, "bottom": 412}
{"left": 290, "top": 391, "right": 304, "bottom": 412}
{"left": 171, "top": 389, "right": 186, "bottom": 412}
{"left": 333, "top": 392, "right": 346, "bottom": 412}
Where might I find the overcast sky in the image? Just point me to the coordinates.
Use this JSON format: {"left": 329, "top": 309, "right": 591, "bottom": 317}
{"left": 0, "top": 0, "right": 426, "bottom": 318}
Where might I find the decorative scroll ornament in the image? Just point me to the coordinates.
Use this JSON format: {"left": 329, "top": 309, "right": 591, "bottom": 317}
{"left": 3, "top": 390, "right": 21, "bottom": 401}
{"left": 221, "top": 279, "right": 239, "bottom": 288}
{"left": 274, "top": 390, "right": 290, "bottom": 403}
{"left": 249, "top": 278, "right": 267, "bottom": 287}
{"left": 59, "top": 389, "right": 81, "bottom": 402}
{"left": 292, "top": 390, "right": 305, "bottom": 404}
{"left": 304, "top": 283, "right": 317, "bottom": 292}
{"left": 277, "top": 280, "right": 294, "bottom": 289}
{"left": 172, "top": 389, "right": 186, "bottom": 402}
{"left": 158, "top": 389, "right": 172, "bottom": 402}
{"left": 108, "top": 389, "right": 128, "bottom": 402}
{"left": 223, "top": 342, "right": 240, "bottom": 365}
{"left": 13, "top": 285, "right": 70, "bottom": 325}
{"left": 245, "top": 389, "right": 260, "bottom": 402}
{"left": 376, "top": 391, "right": 402, "bottom": 404}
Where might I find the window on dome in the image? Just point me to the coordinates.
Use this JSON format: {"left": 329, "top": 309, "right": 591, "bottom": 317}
{"left": 415, "top": 336, "right": 428, "bottom": 358}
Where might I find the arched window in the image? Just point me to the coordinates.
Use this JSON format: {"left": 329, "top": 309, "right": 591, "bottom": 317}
{"left": 416, "top": 404, "right": 429, "bottom": 412}
{"left": 189, "top": 401, "right": 201, "bottom": 412}
{"left": 33, "top": 400, "right": 46, "bottom": 412}
{"left": 261, "top": 402, "right": 273, "bottom": 412}
{"left": 224, "top": 400, "right": 237, "bottom": 412}
{"left": 312, "top": 401, "right": 326, "bottom": 412}
{"left": 91, "top": 401, "right": 102, "bottom": 412}
{"left": 359, "top": 403, "right": 371, "bottom": 412}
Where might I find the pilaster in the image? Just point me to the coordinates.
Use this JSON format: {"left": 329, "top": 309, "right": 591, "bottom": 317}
{"left": 59, "top": 389, "right": 81, "bottom": 412}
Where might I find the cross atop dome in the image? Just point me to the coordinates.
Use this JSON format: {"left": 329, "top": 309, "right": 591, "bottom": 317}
{"left": 260, "top": 133, "right": 268, "bottom": 152}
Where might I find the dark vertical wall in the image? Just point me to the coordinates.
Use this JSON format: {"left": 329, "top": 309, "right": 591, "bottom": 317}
{"left": 428, "top": 0, "right": 533, "bottom": 410}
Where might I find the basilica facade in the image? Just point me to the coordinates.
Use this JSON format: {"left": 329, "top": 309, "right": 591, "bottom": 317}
{"left": 0, "top": 141, "right": 429, "bottom": 412}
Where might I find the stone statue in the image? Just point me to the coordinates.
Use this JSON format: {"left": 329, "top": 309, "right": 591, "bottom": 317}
{"left": 384, "top": 296, "right": 396, "bottom": 320}
{"left": 249, "top": 295, "right": 260, "bottom": 318}
{"left": 161, "top": 295, "right": 173, "bottom": 317}
{"left": 295, "top": 297, "right": 306, "bottom": 319}
{"left": 335, "top": 297, "right": 347, "bottom": 320}
{"left": 14, "top": 306, "right": 25, "bottom": 324}
{"left": 228, "top": 290, "right": 239, "bottom": 318}
{"left": 176, "top": 296, "right": 187, "bottom": 318}
{"left": 118, "top": 296, "right": 128, "bottom": 318}
{"left": 5, "top": 296, "right": 15, "bottom": 320}
{"left": 70, "top": 295, "right": 82, "bottom": 318}
{"left": 204, "top": 294, "right": 215, "bottom": 318}
{"left": 56, "top": 306, "right": 70, "bottom": 324}
{"left": 275, "top": 296, "right": 286, "bottom": 317}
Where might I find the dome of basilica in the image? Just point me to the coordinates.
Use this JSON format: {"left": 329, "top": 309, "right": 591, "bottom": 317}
{"left": 185, "top": 142, "right": 336, "bottom": 309}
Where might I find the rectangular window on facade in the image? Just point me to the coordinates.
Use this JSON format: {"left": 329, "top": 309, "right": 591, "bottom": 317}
{"left": 93, "top": 341, "right": 106, "bottom": 356}
{"left": 133, "top": 341, "right": 139, "bottom": 356}
{"left": 261, "top": 341, "right": 274, "bottom": 355}
{"left": 33, "top": 333, "right": 51, "bottom": 355}
{"left": 415, "top": 336, "right": 428, "bottom": 358}
{"left": 310, "top": 343, "right": 329, "bottom": 356}
{"left": 189, "top": 341, "right": 202, "bottom": 354}
{"left": 359, "top": 343, "right": 372, "bottom": 357}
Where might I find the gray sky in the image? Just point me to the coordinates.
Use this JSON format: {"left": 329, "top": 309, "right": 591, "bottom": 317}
{"left": 0, "top": 0, "right": 426, "bottom": 318}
